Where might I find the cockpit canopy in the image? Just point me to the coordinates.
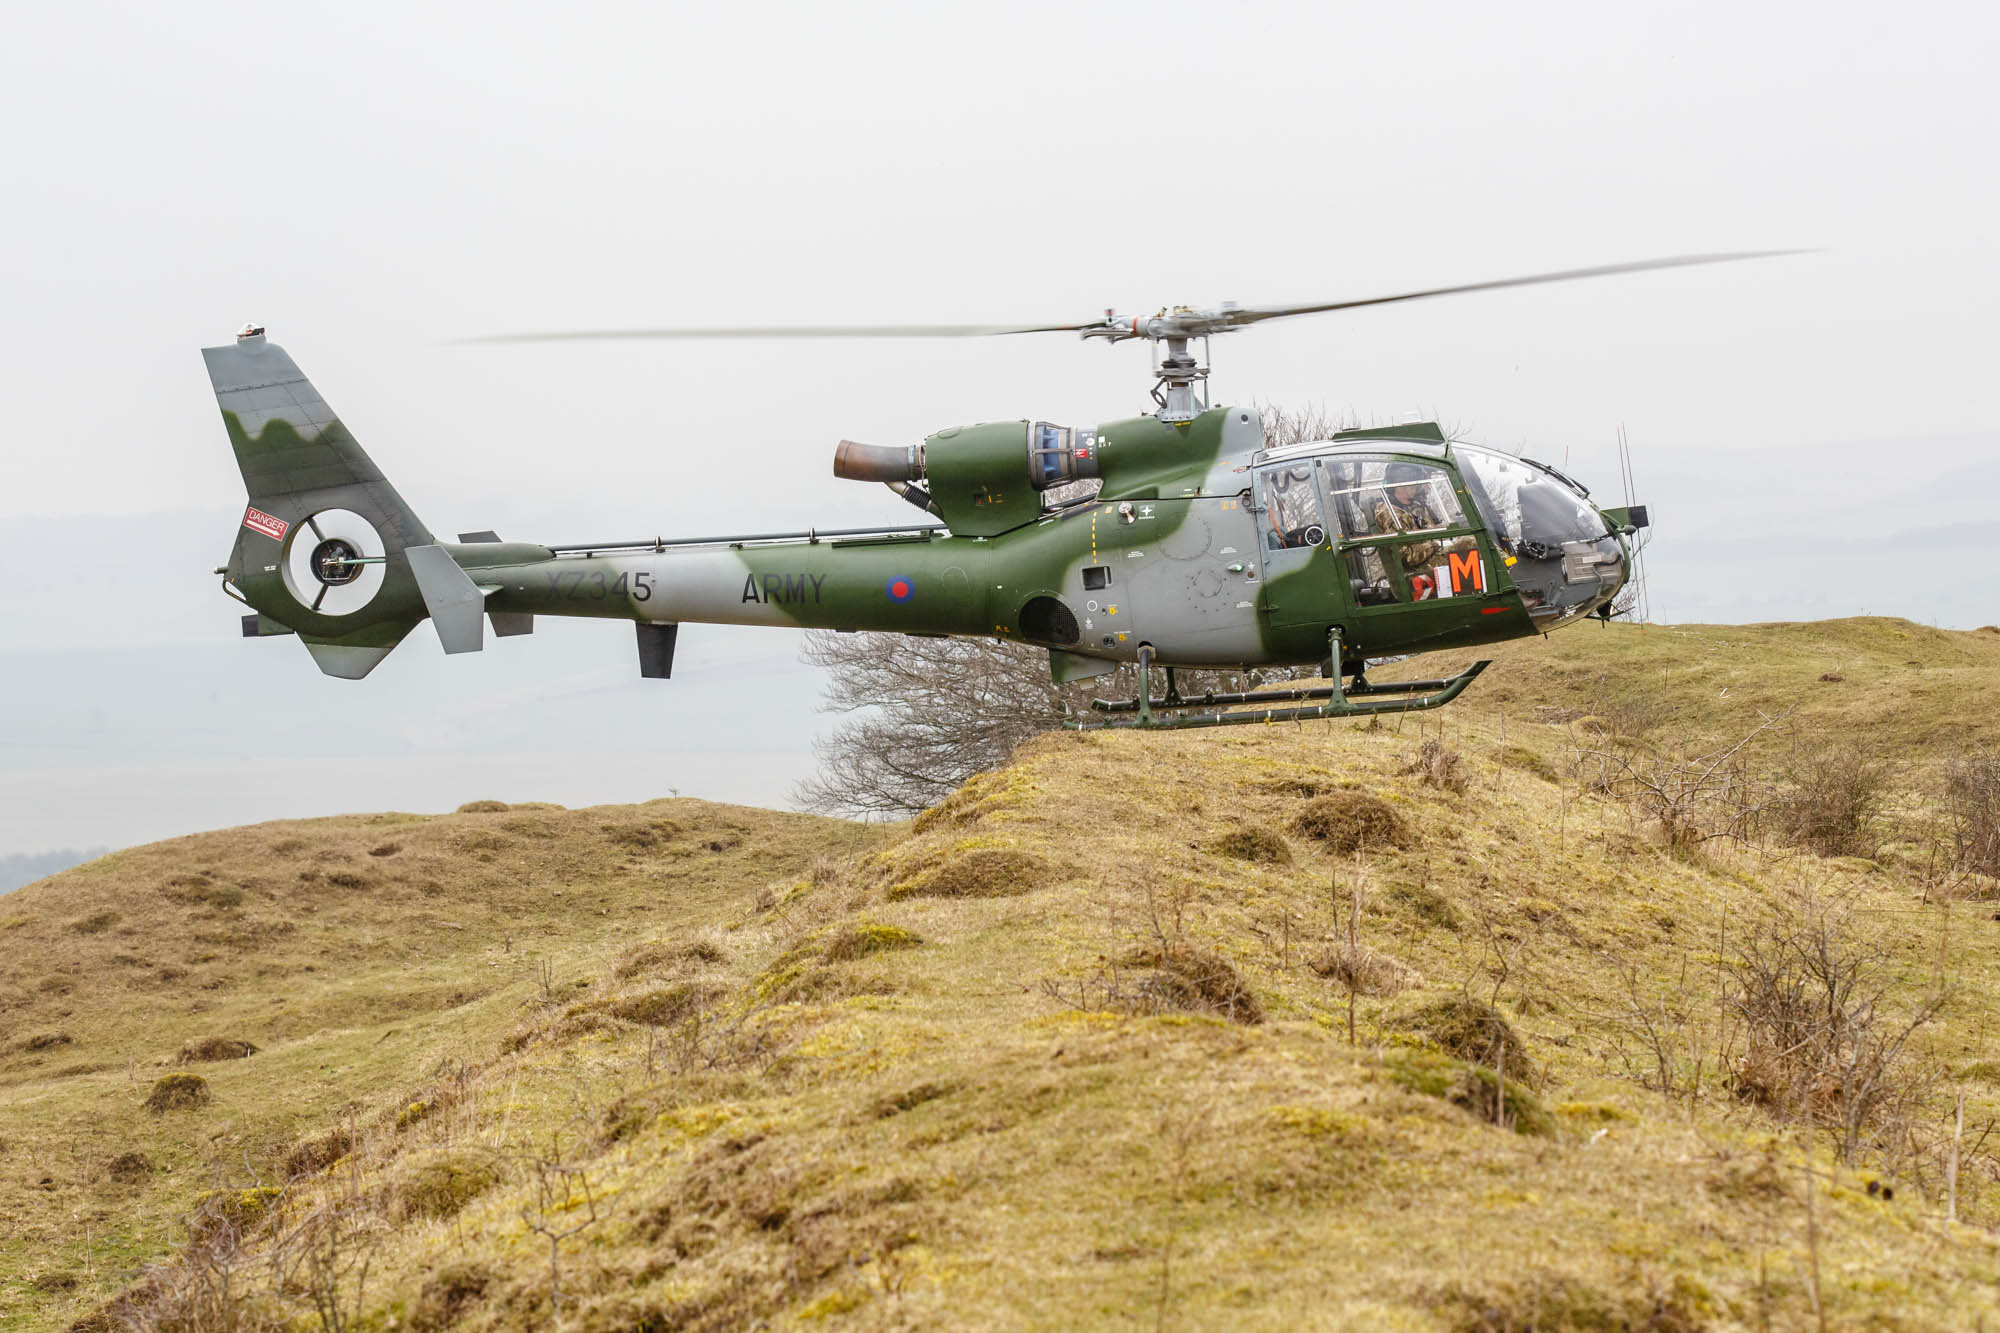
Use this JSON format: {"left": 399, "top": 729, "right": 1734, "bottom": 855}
{"left": 1453, "top": 445, "right": 1626, "bottom": 627}
{"left": 1255, "top": 436, "right": 1629, "bottom": 627}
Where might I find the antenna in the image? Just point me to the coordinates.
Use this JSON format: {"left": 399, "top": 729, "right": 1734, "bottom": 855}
{"left": 1617, "top": 422, "right": 1653, "bottom": 625}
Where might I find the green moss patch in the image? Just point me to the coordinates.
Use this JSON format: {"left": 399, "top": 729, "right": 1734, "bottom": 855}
{"left": 823, "top": 923, "right": 923, "bottom": 962}
{"left": 191, "top": 1186, "right": 283, "bottom": 1232}
{"left": 397, "top": 1152, "right": 501, "bottom": 1221}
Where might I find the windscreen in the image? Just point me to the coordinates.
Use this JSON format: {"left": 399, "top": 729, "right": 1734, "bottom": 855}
{"left": 1456, "top": 445, "right": 1625, "bottom": 626}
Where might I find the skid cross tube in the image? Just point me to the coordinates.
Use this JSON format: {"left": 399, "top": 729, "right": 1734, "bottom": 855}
{"left": 1065, "top": 628, "right": 1491, "bottom": 731}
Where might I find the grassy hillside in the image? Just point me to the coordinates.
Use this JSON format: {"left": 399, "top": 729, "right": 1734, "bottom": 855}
{"left": 7, "top": 618, "right": 2000, "bottom": 1330}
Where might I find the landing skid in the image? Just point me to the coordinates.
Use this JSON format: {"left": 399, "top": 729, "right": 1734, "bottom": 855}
{"left": 1064, "top": 632, "right": 1489, "bottom": 731}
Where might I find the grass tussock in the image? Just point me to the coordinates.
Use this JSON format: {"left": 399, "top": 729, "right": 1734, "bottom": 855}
{"left": 614, "top": 937, "right": 725, "bottom": 978}
{"left": 886, "top": 847, "right": 1056, "bottom": 900}
{"left": 581, "top": 982, "right": 720, "bottom": 1028}
{"left": 105, "top": 1152, "right": 154, "bottom": 1184}
{"left": 1288, "top": 791, "right": 1408, "bottom": 852}
{"left": 397, "top": 1152, "right": 501, "bottom": 1221}
{"left": 283, "top": 1126, "right": 353, "bottom": 1177}
{"left": 1398, "top": 996, "right": 1537, "bottom": 1084}
{"left": 1385, "top": 881, "right": 1464, "bottom": 931}
{"left": 1495, "top": 743, "right": 1561, "bottom": 783}
{"left": 1433, "top": 1269, "right": 1708, "bottom": 1331}
{"left": 455, "top": 799, "right": 509, "bottom": 813}
{"left": 142, "top": 1072, "right": 211, "bottom": 1113}
{"left": 822, "top": 922, "right": 922, "bottom": 961}
{"left": 411, "top": 1261, "right": 493, "bottom": 1331}
{"left": 1309, "top": 943, "right": 1421, "bottom": 996}
{"left": 911, "top": 768, "right": 1033, "bottom": 832}
{"left": 175, "top": 1036, "right": 257, "bottom": 1063}
{"left": 1118, "top": 943, "right": 1264, "bottom": 1024}
{"left": 1204, "top": 822, "right": 1293, "bottom": 865}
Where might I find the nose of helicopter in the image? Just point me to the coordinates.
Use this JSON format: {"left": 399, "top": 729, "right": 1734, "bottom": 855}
{"left": 1456, "top": 447, "right": 1632, "bottom": 628}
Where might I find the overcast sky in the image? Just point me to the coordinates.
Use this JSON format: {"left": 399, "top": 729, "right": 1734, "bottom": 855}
{"left": 2, "top": 1, "right": 1995, "bottom": 859}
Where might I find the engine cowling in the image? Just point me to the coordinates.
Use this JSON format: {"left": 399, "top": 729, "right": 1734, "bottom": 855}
{"left": 834, "top": 420, "right": 1096, "bottom": 537}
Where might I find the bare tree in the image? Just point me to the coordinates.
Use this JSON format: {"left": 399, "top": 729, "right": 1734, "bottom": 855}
{"left": 794, "top": 403, "right": 1344, "bottom": 817}
{"left": 515, "top": 1133, "right": 603, "bottom": 1312}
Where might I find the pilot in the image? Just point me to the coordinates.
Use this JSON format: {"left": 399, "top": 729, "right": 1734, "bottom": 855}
{"left": 1371, "top": 463, "right": 1472, "bottom": 588}
{"left": 1371, "top": 464, "right": 1446, "bottom": 558}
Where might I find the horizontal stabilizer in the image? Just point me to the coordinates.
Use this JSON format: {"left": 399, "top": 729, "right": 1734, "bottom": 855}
{"left": 406, "top": 545, "right": 487, "bottom": 655}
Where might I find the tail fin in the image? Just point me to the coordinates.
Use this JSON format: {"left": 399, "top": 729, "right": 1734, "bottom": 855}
{"left": 204, "top": 330, "right": 433, "bottom": 548}
{"left": 205, "top": 329, "right": 432, "bottom": 678}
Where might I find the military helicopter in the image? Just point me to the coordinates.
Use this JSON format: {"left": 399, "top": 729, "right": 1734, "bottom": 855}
{"left": 208, "top": 252, "right": 1783, "bottom": 728}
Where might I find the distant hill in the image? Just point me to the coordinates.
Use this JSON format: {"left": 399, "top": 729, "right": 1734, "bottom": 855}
{"left": 5, "top": 619, "right": 1998, "bottom": 1330}
{"left": 0, "top": 847, "right": 107, "bottom": 894}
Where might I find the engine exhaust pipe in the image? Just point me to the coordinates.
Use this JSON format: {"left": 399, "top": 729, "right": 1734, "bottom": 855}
{"left": 834, "top": 439, "right": 925, "bottom": 483}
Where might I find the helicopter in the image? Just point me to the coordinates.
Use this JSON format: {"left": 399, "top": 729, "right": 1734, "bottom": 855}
{"left": 207, "top": 252, "right": 1785, "bottom": 728}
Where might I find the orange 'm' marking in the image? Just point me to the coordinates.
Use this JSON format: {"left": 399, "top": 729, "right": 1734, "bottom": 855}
{"left": 1448, "top": 550, "right": 1484, "bottom": 594}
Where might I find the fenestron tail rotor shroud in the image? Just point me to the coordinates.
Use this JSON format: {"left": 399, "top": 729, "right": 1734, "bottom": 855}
{"left": 463, "top": 250, "right": 1804, "bottom": 422}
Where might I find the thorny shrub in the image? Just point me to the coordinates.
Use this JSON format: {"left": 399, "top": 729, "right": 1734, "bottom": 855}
{"left": 1403, "top": 738, "right": 1469, "bottom": 793}
{"left": 1945, "top": 748, "right": 2000, "bottom": 879}
{"left": 1571, "top": 712, "right": 1788, "bottom": 852}
{"left": 1770, "top": 737, "right": 1891, "bottom": 858}
{"left": 1725, "top": 886, "right": 1943, "bottom": 1163}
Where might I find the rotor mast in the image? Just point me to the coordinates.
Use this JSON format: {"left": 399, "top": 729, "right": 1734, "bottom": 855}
{"left": 1079, "top": 305, "right": 1237, "bottom": 424}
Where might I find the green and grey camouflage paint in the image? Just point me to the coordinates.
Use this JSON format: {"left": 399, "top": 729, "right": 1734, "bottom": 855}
{"left": 207, "top": 334, "right": 1626, "bottom": 684}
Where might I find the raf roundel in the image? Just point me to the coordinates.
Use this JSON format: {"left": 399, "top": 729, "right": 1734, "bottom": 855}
{"left": 884, "top": 576, "right": 915, "bottom": 604}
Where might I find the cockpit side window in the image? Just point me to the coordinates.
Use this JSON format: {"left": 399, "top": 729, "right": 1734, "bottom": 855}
{"left": 1256, "top": 463, "right": 1327, "bottom": 550}
{"left": 1321, "top": 458, "right": 1465, "bottom": 541}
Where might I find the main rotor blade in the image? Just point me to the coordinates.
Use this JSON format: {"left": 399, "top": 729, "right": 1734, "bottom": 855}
{"left": 462, "top": 320, "right": 1095, "bottom": 344}
{"left": 1220, "top": 251, "right": 1805, "bottom": 328}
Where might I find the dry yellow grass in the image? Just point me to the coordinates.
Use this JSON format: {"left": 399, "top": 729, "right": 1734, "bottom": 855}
{"left": 5, "top": 617, "right": 2000, "bottom": 1330}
